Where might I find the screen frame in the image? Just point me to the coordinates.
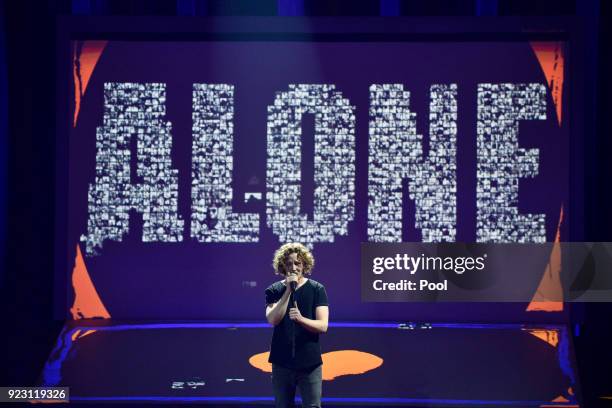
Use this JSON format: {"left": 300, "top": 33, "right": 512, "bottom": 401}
{"left": 54, "top": 16, "right": 587, "bottom": 320}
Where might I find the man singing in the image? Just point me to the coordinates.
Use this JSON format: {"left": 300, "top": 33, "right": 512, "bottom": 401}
{"left": 265, "top": 242, "right": 329, "bottom": 408}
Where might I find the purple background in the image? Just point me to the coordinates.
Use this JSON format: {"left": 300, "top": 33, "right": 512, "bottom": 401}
{"left": 68, "top": 40, "right": 569, "bottom": 321}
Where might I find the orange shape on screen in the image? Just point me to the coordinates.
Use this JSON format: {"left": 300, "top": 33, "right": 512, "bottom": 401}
{"left": 523, "top": 329, "right": 559, "bottom": 348}
{"left": 73, "top": 40, "right": 108, "bottom": 127}
{"left": 530, "top": 42, "right": 564, "bottom": 126}
{"left": 526, "top": 205, "right": 564, "bottom": 312}
{"left": 249, "top": 350, "right": 383, "bottom": 380}
{"left": 70, "top": 243, "right": 111, "bottom": 320}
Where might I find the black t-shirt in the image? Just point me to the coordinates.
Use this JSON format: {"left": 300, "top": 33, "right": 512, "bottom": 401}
{"left": 265, "top": 278, "right": 329, "bottom": 370}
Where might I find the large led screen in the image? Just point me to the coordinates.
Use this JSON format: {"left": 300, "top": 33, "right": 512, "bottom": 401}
{"left": 63, "top": 32, "right": 570, "bottom": 320}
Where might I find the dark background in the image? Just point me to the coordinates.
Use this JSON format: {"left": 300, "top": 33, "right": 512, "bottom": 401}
{"left": 1, "top": 1, "right": 610, "bottom": 407}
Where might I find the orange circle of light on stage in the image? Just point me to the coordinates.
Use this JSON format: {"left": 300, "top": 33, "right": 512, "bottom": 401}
{"left": 249, "top": 350, "right": 383, "bottom": 380}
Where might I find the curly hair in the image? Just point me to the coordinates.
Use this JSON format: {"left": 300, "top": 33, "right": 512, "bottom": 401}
{"left": 272, "top": 242, "right": 315, "bottom": 276}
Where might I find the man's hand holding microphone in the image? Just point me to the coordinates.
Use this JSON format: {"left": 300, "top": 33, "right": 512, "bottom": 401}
{"left": 286, "top": 272, "right": 303, "bottom": 323}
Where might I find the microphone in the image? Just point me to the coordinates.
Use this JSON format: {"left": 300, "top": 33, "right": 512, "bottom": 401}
{"left": 288, "top": 272, "right": 297, "bottom": 359}
{"left": 289, "top": 272, "right": 297, "bottom": 292}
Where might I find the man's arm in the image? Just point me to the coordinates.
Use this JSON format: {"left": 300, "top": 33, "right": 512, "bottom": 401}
{"left": 265, "top": 287, "right": 291, "bottom": 326}
{"left": 290, "top": 304, "right": 329, "bottom": 334}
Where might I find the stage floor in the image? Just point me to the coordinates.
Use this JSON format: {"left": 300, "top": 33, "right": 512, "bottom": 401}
{"left": 38, "top": 320, "right": 580, "bottom": 407}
